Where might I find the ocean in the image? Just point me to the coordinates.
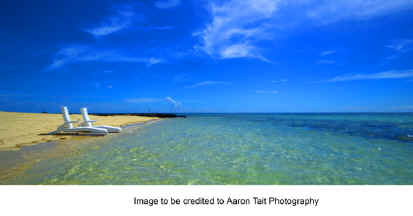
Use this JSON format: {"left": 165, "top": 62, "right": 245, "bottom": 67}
{"left": 2, "top": 113, "right": 413, "bottom": 184}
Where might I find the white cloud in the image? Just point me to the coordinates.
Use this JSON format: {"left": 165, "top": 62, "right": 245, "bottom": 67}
{"left": 46, "top": 45, "right": 89, "bottom": 69}
{"left": 186, "top": 81, "right": 232, "bottom": 88}
{"left": 385, "top": 39, "right": 413, "bottom": 60}
{"left": 195, "top": 0, "right": 413, "bottom": 62}
{"left": 147, "top": 57, "right": 164, "bottom": 67}
{"left": 272, "top": 79, "right": 288, "bottom": 84}
{"left": 46, "top": 45, "right": 163, "bottom": 70}
{"left": 155, "top": 0, "right": 181, "bottom": 9}
{"left": 321, "top": 50, "right": 336, "bottom": 56}
{"left": 256, "top": 90, "right": 279, "bottom": 94}
{"left": 84, "top": 7, "right": 138, "bottom": 37}
{"left": 165, "top": 97, "right": 180, "bottom": 107}
{"left": 125, "top": 97, "right": 181, "bottom": 108}
{"left": 304, "top": 0, "right": 413, "bottom": 24}
{"left": 220, "top": 43, "right": 255, "bottom": 59}
{"left": 194, "top": 0, "right": 279, "bottom": 61}
{"left": 386, "top": 39, "right": 413, "bottom": 51}
{"left": 327, "top": 69, "right": 413, "bottom": 82}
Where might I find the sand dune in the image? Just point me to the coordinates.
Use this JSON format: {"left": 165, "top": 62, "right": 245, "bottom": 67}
{"left": 0, "top": 111, "right": 159, "bottom": 151}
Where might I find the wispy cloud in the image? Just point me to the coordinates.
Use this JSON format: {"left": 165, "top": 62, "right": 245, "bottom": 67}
{"left": 386, "top": 39, "right": 413, "bottom": 52}
{"left": 321, "top": 50, "right": 336, "bottom": 56}
{"left": 147, "top": 57, "right": 164, "bottom": 66}
{"left": 304, "top": 0, "right": 413, "bottom": 24}
{"left": 165, "top": 96, "right": 180, "bottom": 107}
{"left": 155, "top": 0, "right": 181, "bottom": 9}
{"left": 125, "top": 97, "right": 181, "bottom": 107}
{"left": 186, "top": 81, "right": 232, "bottom": 88}
{"left": 194, "top": 0, "right": 278, "bottom": 62}
{"left": 272, "top": 79, "right": 288, "bottom": 84}
{"left": 385, "top": 39, "right": 413, "bottom": 60}
{"left": 46, "top": 45, "right": 163, "bottom": 70}
{"left": 84, "top": 6, "right": 139, "bottom": 37}
{"left": 256, "top": 90, "right": 279, "bottom": 94}
{"left": 219, "top": 44, "right": 271, "bottom": 62}
{"left": 194, "top": 0, "right": 413, "bottom": 62}
{"left": 327, "top": 69, "right": 413, "bottom": 82}
{"left": 46, "top": 45, "right": 88, "bottom": 70}
{"left": 317, "top": 60, "right": 336, "bottom": 64}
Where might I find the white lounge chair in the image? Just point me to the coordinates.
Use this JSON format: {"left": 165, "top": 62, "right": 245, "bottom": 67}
{"left": 80, "top": 107, "right": 122, "bottom": 133}
{"left": 53, "top": 106, "right": 108, "bottom": 135}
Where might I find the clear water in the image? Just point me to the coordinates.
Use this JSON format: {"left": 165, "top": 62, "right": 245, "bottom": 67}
{"left": 2, "top": 113, "right": 413, "bottom": 184}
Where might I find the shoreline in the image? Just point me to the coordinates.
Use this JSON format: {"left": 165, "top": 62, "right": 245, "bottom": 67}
{"left": 0, "top": 111, "right": 161, "bottom": 151}
{"left": 0, "top": 118, "right": 163, "bottom": 182}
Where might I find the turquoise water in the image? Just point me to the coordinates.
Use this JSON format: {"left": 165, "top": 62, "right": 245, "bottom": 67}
{"left": 2, "top": 113, "right": 413, "bottom": 184}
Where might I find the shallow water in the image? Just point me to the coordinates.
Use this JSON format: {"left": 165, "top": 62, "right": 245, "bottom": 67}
{"left": 2, "top": 113, "right": 413, "bottom": 184}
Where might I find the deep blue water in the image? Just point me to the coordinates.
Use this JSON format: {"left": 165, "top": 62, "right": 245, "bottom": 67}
{"left": 2, "top": 113, "right": 413, "bottom": 184}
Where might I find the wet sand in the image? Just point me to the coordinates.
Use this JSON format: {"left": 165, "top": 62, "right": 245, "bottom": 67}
{"left": 0, "top": 118, "right": 162, "bottom": 183}
{"left": 0, "top": 111, "right": 159, "bottom": 151}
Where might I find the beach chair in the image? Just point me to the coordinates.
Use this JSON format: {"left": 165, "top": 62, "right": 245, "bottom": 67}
{"left": 80, "top": 107, "right": 122, "bottom": 133}
{"left": 53, "top": 106, "right": 108, "bottom": 135}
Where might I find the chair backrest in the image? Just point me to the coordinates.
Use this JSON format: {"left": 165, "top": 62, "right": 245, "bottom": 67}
{"left": 80, "top": 107, "right": 92, "bottom": 127}
{"left": 61, "top": 106, "right": 73, "bottom": 129}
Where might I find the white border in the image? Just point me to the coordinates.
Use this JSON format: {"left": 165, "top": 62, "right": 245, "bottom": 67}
{"left": 1, "top": 186, "right": 412, "bottom": 215}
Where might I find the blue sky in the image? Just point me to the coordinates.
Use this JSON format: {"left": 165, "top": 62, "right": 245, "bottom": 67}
{"left": 1, "top": 0, "right": 413, "bottom": 113}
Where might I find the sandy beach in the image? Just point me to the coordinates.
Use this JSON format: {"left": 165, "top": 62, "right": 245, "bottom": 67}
{"left": 0, "top": 111, "right": 159, "bottom": 151}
